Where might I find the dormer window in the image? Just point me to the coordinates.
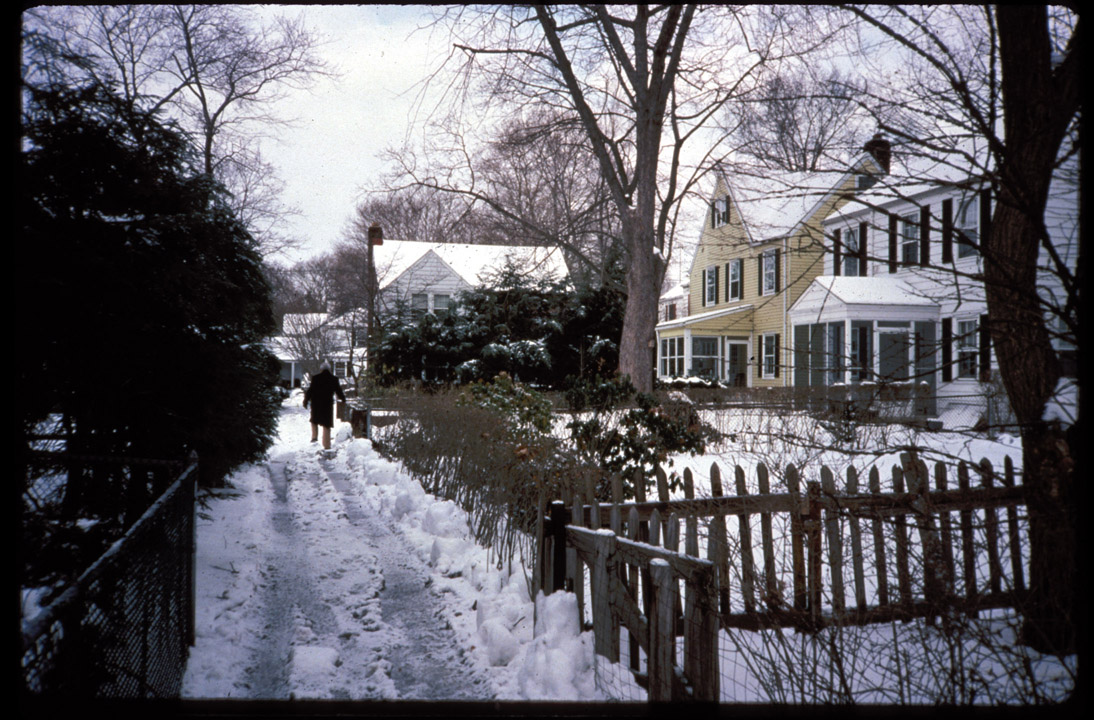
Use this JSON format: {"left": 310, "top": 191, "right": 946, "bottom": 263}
{"left": 711, "top": 196, "right": 730, "bottom": 228}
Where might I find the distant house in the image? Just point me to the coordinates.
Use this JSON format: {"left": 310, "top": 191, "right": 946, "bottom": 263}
{"left": 370, "top": 241, "right": 569, "bottom": 322}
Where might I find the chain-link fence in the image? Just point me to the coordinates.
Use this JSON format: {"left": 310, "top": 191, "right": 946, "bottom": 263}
{"left": 21, "top": 455, "right": 197, "bottom": 698}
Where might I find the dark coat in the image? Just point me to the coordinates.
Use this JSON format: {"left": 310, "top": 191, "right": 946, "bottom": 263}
{"left": 304, "top": 370, "right": 346, "bottom": 428}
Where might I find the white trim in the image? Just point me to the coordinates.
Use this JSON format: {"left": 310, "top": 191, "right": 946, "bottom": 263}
{"left": 655, "top": 303, "right": 754, "bottom": 331}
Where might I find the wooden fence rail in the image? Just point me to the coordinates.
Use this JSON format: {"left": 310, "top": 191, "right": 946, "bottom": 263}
{"left": 537, "top": 451, "right": 1026, "bottom": 702}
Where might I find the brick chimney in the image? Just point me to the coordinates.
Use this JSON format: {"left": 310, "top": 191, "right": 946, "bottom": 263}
{"left": 864, "top": 133, "right": 891, "bottom": 174}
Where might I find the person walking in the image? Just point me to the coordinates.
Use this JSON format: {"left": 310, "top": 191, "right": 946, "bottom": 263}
{"left": 303, "top": 361, "right": 346, "bottom": 450}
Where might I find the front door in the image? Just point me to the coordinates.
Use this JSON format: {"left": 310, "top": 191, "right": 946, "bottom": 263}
{"left": 726, "top": 342, "right": 748, "bottom": 387}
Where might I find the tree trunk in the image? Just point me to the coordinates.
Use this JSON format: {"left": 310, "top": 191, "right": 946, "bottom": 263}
{"left": 618, "top": 211, "right": 660, "bottom": 394}
{"left": 988, "top": 5, "right": 1080, "bottom": 654}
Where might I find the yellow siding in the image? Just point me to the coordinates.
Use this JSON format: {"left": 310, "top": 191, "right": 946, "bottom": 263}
{"left": 677, "top": 168, "right": 874, "bottom": 386}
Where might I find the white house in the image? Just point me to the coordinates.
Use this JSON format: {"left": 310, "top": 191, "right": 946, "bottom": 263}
{"left": 788, "top": 143, "right": 1078, "bottom": 428}
{"left": 370, "top": 241, "right": 569, "bottom": 320}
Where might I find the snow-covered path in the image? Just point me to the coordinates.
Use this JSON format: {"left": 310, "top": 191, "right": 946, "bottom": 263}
{"left": 182, "top": 395, "right": 609, "bottom": 702}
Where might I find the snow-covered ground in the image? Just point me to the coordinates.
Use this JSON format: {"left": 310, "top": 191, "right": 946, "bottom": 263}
{"left": 181, "top": 393, "right": 1076, "bottom": 704}
{"left": 182, "top": 394, "right": 618, "bottom": 701}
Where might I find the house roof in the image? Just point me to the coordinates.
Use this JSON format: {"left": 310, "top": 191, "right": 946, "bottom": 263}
{"left": 371, "top": 241, "right": 568, "bottom": 291}
{"left": 824, "top": 138, "right": 994, "bottom": 224}
{"left": 805, "top": 276, "right": 938, "bottom": 307}
{"left": 718, "top": 152, "right": 879, "bottom": 244}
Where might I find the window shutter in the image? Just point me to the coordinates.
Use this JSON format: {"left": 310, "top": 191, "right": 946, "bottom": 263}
{"left": 756, "top": 336, "right": 763, "bottom": 380}
{"left": 774, "top": 249, "right": 781, "bottom": 292}
{"left": 774, "top": 333, "right": 781, "bottom": 379}
{"left": 724, "top": 263, "right": 730, "bottom": 301}
{"left": 711, "top": 202, "right": 717, "bottom": 229}
{"left": 714, "top": 265, "right": 720, "bottom": 304}
{"left": 941, "top": 317, "right": 953, "bottom": 382}
{"left": 701, "top": 268, "right": 708, "bottom": 307}
{"left": 859, "top": 221, "right": 868, "bottom": 275}
{"left": 833, "top": 228, "right": 842, "bottom": 276}
{"left": 942, "top": 199, "right": 953, "bottom": 263}
{"left": 757, "top": 256, "right": 763, "bottom": 296}
{"left": 888, "top": 214, "right": 898, "bottom": 273}
{"left": 979, "top": 314, "right": 991, "bottom": 382}
{"left": 920, "top": 205, "right": 931, "bottom": 266}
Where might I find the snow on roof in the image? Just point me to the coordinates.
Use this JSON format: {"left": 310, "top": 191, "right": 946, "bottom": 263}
{"left": 371, "top": 240, "right": 568, "bottom": 290}
{"left": 824, "top": 138, "right": 994, "bottom": 223}
{"left": 806, "top": 276, "right": 938, "bottom": 307}
{"left": 720, "top": 153, "right": 876, "bottom": 243}
{"left": 660, "top": 282, "right": 687, "bottom": 301}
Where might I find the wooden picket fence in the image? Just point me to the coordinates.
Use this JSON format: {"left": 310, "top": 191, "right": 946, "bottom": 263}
{"left": 536, "top": 452, "right": 1027, "bottom": 702}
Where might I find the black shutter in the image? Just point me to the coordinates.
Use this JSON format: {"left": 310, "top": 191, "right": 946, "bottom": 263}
{"left": 755, "top": 336, "right": 763, "bottom": 380}
{"left": 833, "top": 228, "right": 842, "bottom": 276}
{"left": 774, "top": 333, "right": 781, "bottom": 379}
{"left": 774, "top": 249, "right": 781, "bottom": 292}
{"left": 942, "top": 199, "right": 953, "bottom": 263}
{"left": 724, "top": 263, "right": 730, "bottom": 301}
{"left": 714, "top": 265, "right": 720, "bottom": 304}
{"left": 859, "top": 221, "right": 868, "bottom": 275}
{"left": 757, "top": 255, "right": 764, "bottom": 295}
{"left": 920, "top": 205, "right": 931, "bottom": 266}
{"left": 979, "top": 314, "right": 991, "bottom": 382}
{"left": 711, "top": 202, "right": 717, "bottom": 228}
{"left": 888, "top": 214, "right": 898, "bottom": 273}
{"left": 941, "top": 317, "right": 953, "bottom": 382}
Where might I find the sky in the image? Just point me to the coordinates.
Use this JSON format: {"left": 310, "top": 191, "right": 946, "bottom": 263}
{"left": 257, "top": 5, "right": 454, "bottom": 265}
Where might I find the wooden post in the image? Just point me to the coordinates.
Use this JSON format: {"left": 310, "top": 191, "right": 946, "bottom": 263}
{"left": 958, "top": 461, "right": 978, "bottom": 614}
{"left": 684, "top": 566, "right": 719, "bottom": 702}
{"left": 571, "top": 494, "right": 585, "bottom": 620}
{"left": 710, "top": 463, "right": 732, "bottom": 617}
{"left": 733, "top": 465, "right": 756, "bottom": 614}
{"left": 902, "top": 453, "right": 945, "bottom": 615}
{"left": 648, "top": 560, "right": 676, "bottom": 702}
{"left": 683, "top": 468, "right": 698, "bottom": 558}
{"left": 627, "top": 506, "right": 641, "bottom": 674}
{"left": 892, "top": 465, "right": 912, "bottom": 614}
{"left": 821, "top": 466, "right": 845, "bottom": 615}
{"left": 806, "top": 480, "right": 823, "bottom": 622}
{"left": 787, "top": 464, "right": 807, "bottom": 611}
{"left": 758, "top": 464, "right": 779, "bottom": 610}
{"left": 869, "top": 467, "right": 890, "bottom": 607}
{"left": 592, "top": 530, "right": 620, "bottom": 662}
{"left": 535, "top": 492, "right": 546, "bottom": 597}
{"left": 979, "top": 459, "right": 1003, "bottom": 596}
{"left": 846, "top": 466, "right": 868, "bottom": 614}
{"left": 934, "top": 461, "right": 956, "bottom": 596}
{"left": 550, "top": 501, "right": 569, "bottom": 596}
{"left": 1002, "top": 455, "right": 1025, "bottom": 593}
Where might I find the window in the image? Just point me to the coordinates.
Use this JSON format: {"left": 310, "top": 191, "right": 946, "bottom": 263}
{"left": 850, "top": 321, "right": 873, "bottom": 381}
{"left": 760, "top": 333, "right": 780, "bottom": 379}
{"left": 433, "top": 294, "right": 453, "bottom": 315}
{"left": 704, "top": 266, "right": 718, "bottom": 306}
{"left": 728, "top": 259, "right": 742, "bottom": 301}
{"left": 333, "top": 360, "right": 350, "bottom": 378}
{"left": 761, "top": 251, "right": 778, "bottom": 296}
{"left": 901, "top": 214, "right": 919, "bottom": 265}
{"left": 711, "top": 196, "right": 730, "bottom": 228}
{"left": 691, "top": 336, "right": 719, "bottom": 379}
{"left": 410, "top": 293, "right": 429, "bottom": 316}
{"left": 664, "top": 303, "right": 677, "bottom": 321}
{"left": 843, "top": 227, "right": 860, "bottom": 276}
{"left": 956, "top": 195, "right": 979, "bottom": 258}
{"left": 660, "top": 337, "right": 684, "bottom": 377}
{"left": 957, "top": 319, "right": 978, "bottom": 378}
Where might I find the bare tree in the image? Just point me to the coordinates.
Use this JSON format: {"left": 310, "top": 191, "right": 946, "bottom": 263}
{"left": 727, "top": 68, "right": 870, "bottom": 172}
{"left": 24, "top": 4, "right": 331, "bottom": 256}
{"left": 841, "top": 4, "right": 1080, "bottom": 654}
{"left": 398, "top": 5, "right": 839, "bottom": 391}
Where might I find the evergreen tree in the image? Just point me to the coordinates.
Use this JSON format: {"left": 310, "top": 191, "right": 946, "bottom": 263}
{"left": 19, "top": 72, "right": 282, "bottom": 501}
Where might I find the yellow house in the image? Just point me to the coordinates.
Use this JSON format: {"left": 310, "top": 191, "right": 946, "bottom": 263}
{"left": 656, "top": 137, "right": 889, "bottom": 387}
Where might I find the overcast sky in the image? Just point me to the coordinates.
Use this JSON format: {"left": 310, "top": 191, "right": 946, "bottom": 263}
{"left": 260, "top": 5, "right": 452, "bottom": 265}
